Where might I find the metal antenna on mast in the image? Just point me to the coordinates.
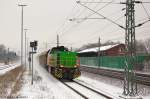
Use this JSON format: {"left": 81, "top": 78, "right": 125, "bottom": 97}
{"left": 98, "top": 37, "right": 101, "bottom": 67}
{"left": 57, "top": 34, "right": 60, "bottom": 47}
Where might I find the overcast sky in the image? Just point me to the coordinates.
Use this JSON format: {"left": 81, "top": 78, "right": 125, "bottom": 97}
{"left": 0, "top": 0, "right": 150, "bottom": 53}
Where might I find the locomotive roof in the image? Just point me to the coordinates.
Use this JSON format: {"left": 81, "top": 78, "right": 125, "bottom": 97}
{"left": 51, "top": 46, "right": 68, "bottom": 52}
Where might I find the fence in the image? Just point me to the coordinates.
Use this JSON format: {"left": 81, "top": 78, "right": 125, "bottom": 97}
{"left": 80, "top": 55, "right": 149, "bottom": 70}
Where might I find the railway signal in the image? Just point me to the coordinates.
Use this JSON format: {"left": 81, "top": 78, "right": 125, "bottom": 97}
{"left": 29, "top": 40, "right": 38, "bottom": 85}
{"left": 98, "top": 37, "right": 101, "bottom": 67}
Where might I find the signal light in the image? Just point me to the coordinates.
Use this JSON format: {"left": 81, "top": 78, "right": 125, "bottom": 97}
{"left": 60, "top": 65, "right": 64, "bottom": 67}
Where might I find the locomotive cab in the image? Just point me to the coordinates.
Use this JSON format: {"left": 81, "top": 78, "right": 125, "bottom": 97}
{"left": 47, "top": 46, "right": 81, "bottom": 79}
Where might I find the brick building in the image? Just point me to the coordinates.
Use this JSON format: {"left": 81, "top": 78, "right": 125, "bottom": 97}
{"left": 78, "top": 44, "right": 125, "bottom": 57}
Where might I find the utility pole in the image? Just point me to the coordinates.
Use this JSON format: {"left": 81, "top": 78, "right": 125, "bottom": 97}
{"left": 24, "top": 29, "right": 28, "bottom": 68}
{"left": 29, "top": 52, "right": 31, "bottom": 71}
{"left": 7, "top": 48, "right": 9, "bottom": 64}
{"left": 31, "top": 47, "right": 34, "bottom": 85}
{"left": 123, "top": 0, "right": 137, "bottom": 96}
{"left": 70, "top": 46, "right": 73, "bottom": 51}
{"left": 18, "top": 4, "right": 27, "bottom": 66}
{"left": 27, "top": 38, "right": 29, "bottom": 69}
{"left": 98, "top": 37, "right": 101, "bottom": 67}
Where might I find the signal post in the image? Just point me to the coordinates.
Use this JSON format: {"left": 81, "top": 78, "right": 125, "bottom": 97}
{"left": 29, "top": 41, "right": 38, "bottom": 85}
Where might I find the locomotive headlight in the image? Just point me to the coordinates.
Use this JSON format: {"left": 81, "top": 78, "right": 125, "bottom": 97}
{"left": 60, "top": 65, "right": 64, "bottom": 67}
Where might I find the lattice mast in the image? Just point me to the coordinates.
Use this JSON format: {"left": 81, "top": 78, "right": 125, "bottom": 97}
{"left": 124, "top": 0, "right": 137, "bottom": 96}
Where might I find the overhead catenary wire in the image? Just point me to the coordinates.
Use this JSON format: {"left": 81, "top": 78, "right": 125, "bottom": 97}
{"left": 72, "top": 28, "right": 124, "bottom": 46}
{"left": 59, "top": 0, "right": 126, "bottom": 43}
{"left": 56, "top": 1, "right": 92, "bottom": 38}
{"left": 77, "top": 1, "right": 121, "bottom": 4}
{"left": 70, "top": 15, "right": 125, "bottom": 45}
{"left": 56, "top": 2, "right": 79, "bottom": 35}
{"left": 71, "top": 0, "right": 99, "bottom": 22}
{"left": 68, "top": 0, "right": 149, "bottom": 38}
{"left": 70, "top": 30, "right": 124, "bottom": 47}
{"left": 76, "top": 1, "right": 125, "bottom": 29}
{"left": 59, "top": 0, "right": 115, "bottom": 38}
{"left": 50, "top": 1, "right": 80, "bottom": 44}
{"left": 68, "top": 7, "right": 150, "bottom": 47}
{"left": 74, "top": 0, "right": 91, "bottom": 19}
{"left": 73, "top": 0, "right": 149, "bottom": 27}
{"left": 141, "top": 3, "right": 150, "bottom": 19}
{"left": 74, "top": 0, "right": 115, "bottom": 23}
{"left": 54, "top": 0, "right": 95, "bottom": 36}
{"left": 70, "top": 16, "right": 150, "bottom": 48}
{"left": 76, "top": 1, "right": 150, "bottom": 4}
{"left": 61, "top": 4, "right": 126, "bottom": 43}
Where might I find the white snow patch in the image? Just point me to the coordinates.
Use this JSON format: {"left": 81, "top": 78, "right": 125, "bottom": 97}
{"left": 78, "top": 44, "right": 119, "bottom": 53}
{"left": 0, "top": 63, "right": 20, "bottom": 75}
{"left": 19, "top": 57, "right": 84, "bottom": 99}
{"left": 76, "top": 76, "right": 122, "bottom": 99}
{"left": 77, "top": 76, "right": 142, "bottom": 99}
{"left": 66, "top": 82, "right": 107, "bottom": 99}
{"left": 143, "top": 95, "right": 150, "bottom": 99}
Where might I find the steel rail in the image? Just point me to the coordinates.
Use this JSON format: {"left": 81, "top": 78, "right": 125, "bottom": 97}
{"left": 80, "top": 66, "right": 150, "bottom": 86}
{"left": 60, "top": 80, "right": 113, "bottom": 99}
{"left": 73, "top": 80, "right": 113, "bottom": 99}
{"left": 60, "top": 80, "right": 88, "bottom": 99}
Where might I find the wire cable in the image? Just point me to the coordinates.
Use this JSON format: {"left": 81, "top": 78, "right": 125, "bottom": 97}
{"left": 77, "top": 1, "right": 125, "bottom": 29}
{"left": 141, "top": 3, "right": 150, "bottom": 19}
{"left": 76, "top": 0, "right": 115, "bottom": 23}
{"left": 60, "top": 0, "right": 121, "bottom": 40}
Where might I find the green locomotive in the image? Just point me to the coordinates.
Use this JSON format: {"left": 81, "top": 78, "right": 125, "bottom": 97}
{"left": 47, "top": 46, "right": 81, "bottom": 79}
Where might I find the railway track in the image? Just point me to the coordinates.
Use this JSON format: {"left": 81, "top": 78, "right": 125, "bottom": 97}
{"left": 80, "top": 65, "right": 150, "bottom": 86}
{"left": 60, "top": 80, "right": 113, "bottom": 99}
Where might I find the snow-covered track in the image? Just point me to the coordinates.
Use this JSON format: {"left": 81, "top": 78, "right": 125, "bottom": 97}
{"left": 60, "top": 80, "right": 88, "bottom": 99}
{"left": 73, "top": 80, "right": 113, "bottom": 99}
{"left": 80, "top": 65, "right": 150, "bottom": 86}
{"left": 60, "top": 80, "right": 113, "bottom": 99}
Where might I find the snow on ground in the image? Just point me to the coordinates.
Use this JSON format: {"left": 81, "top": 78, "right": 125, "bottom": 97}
{"left": 76, "top": 76, "right": 122, "bottom": 99}
{"left": 77, "top": 71, "right": 150, "bottom": 99}
{"left": 0, "top": 62, "right": 20, "bottom": 75}
{"left": 65, "top": 81, "right": 107, "bottom": 99}
{"left": 18, "top": 55, "right": 150, "bottom": 99}
{"left": 19, "top": 57, "right": 84, "bottom": 99}
{"left": 0, "top": 65, "right": 23, "bottom": 99}
{"left": 143, "top": 95, "right": 150, "bottom": 99}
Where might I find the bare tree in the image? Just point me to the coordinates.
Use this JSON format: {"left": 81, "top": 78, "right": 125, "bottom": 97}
{"left": 0, "top": 44, "right": 19, "bottom": 63}
{"left": 135, "top": 40, "right": 147, "bottom": 54}
{"left": 144, "top": 39, "right": 150, "bottom": 53}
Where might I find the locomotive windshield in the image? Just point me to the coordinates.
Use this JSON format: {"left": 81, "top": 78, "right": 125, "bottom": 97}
{"left": 50, "top": 46, "right": 68, "bottom": 54}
